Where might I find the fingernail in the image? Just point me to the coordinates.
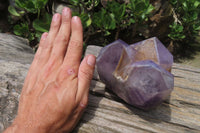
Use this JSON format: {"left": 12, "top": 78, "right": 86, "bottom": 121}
{"left": 73, "top": 16, "right": 79, "bottom": 22}
{"left": 53, "top": 14, "right": 59, "bottom": 22}
{"left": 63, "top": 7, "right": 70, "bottom": 18}
{"left": 87, "top": 55, "right": 96, "bottom": 66}
{"left": 41, "top": 32, "right": 48, "bottom": 41}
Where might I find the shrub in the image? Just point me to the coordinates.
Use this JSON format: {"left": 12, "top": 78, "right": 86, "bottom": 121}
{"left": 71, "top": 0, "right": 154, "bottom": 44}
{"left": 8, "top": 0, "right": 200, "bottom": 52}
{"left": 168, "top": 0, "right": 200, "bottom": 42}
{"left": 8, "top": 0, "right": 52, "bottom": 43}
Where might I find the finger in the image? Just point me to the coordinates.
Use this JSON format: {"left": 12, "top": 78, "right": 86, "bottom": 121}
{"left": 50, "top": 7, "right": 71, "bottom": 60}
{"left": 23, "top": 32, "right": 48, "bottom": 91}
{"left": 43, "top": 13, "right": 61, "bottom": 62}
{"left": 35, "top": 14, "right": 62, "bottom": 81}
{"left": 62, "top": 16, "right": 83, "bottom": 70}
{"left": 34, "top": 32, "right": 49, "bottom": 65}
{"left": 32, "top": 32, "right": 49, "bottom": 68}
{"left": 76, "top": 55, "right": 96, "bottom": 103}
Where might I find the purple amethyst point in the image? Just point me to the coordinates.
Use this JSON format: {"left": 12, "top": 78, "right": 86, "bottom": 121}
{"left": 97, "top": 38, "right": 174, "bottom": 110}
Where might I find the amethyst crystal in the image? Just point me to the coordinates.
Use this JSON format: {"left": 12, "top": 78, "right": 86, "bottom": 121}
{"left": 130, "top": 37, "right": 173, "bottom": 72}
{"left": 97, "top": 37, "right": 174, "bottom": 110}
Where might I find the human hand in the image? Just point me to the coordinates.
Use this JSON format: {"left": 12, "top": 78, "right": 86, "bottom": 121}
{"left": 4, "top": 7, "right": 95, "bottom": 133}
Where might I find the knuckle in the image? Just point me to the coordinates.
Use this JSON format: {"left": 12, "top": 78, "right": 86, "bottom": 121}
{"left": 41, "top": 40, "right": 52, "bottom": 49}
{"left": 57, "top": 68, "right": 68, "bottom": 82}
{"left": 69, "top": 40, "right": 82, "bottom": 50}
{"left": 56, "top": 34, "right": 69, "bottom": 43}
{"left": 51, "top": 19, "right": 60, "bottom": 28}
{"left": 62, "top": 18, "right": 70, "bottom": 24}
{"left": 58, "top": 67, "right": 78, "bottom": 82}
{"left": 79, "top": 68, "right": 92, "bottom": 81}
{"left": 39, "top": 42, "right": 44, "bottom": 47}
{"left": 51, "top": 23, "right": 59, "bottom": 30}
{"left": 80, "top": 97, "right": 88, "bottom": 109}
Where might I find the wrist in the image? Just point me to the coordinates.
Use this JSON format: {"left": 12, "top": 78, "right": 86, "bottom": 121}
{"left": 4, "top": 119, "right": 48, "bottom": 133}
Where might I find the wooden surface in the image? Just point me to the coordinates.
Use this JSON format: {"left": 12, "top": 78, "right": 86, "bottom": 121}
{"left": 73, "top": 45, "right": 200, "bottom": 133}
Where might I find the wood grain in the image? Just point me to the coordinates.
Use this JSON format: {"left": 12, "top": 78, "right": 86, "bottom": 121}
{"left": 73, "top": 45, "right": 200, "bottom": 133}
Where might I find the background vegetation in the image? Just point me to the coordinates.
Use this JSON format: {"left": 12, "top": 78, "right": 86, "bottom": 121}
{"left": 1, "top": 0, "right": 200, "bottom": 60}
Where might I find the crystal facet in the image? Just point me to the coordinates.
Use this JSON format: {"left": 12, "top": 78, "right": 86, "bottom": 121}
{"left": 97, "top": 37, "right": 174, "bottom": 110}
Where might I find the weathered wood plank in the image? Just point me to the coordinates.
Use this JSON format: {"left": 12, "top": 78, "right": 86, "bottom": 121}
{"left": 73, "top": 45, "right": 200, "bottom": 133}
{"left": 74, "top": 94, "right": 200, "bottom": 133}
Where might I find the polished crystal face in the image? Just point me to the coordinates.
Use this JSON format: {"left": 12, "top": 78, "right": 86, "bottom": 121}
{"left": 130, "top": 37, "right": 173, "bottom": 72}
{"left": 97, "top": 37, "right": 174, "bottom": 110}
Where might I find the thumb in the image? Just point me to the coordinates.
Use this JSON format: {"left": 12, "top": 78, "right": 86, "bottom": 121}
{"left": 76, "top": 55, "right": 96, "bottom": 105}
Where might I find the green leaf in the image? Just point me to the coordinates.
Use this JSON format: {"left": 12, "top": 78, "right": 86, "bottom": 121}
{"left": 170, "top": 0, "right": 177, "bottom": 5}
{"left": 15, "top": 0, "right": 37, "bottom": 13}
{"left": 33, "top": 20, "right": 48, "bottom": 33}
{"left": 19, "top": 10, "right": 25, "bottom": 15}
{"left": 146, "top": 5, "right": 154, "bottom": 14}
{"left": 104, "top": 13, "right": 116, "bottom": 30}
{"left": 34, "top": 0, "right": 48, "bottom": 9}
{"left": 86, "top": 17, "right": 92, "bottom": 27}
{"left": 194, "top": 1, "right": 200, "bottom": 8}
{"left": 129, "top": 0, "right": 154, "bottom": 22}
{"left": 68, "top": 0, "right": 80, "bottom": 6}
{"left": 33, "top": 13, "right": 52, "bottom": 33}
{"left": 29, "top": 33, "right": 35, "bottom": 41}
{"left": 105, "top": 30, "right": 111, "bottom": 36}
{"left": 106, "top": 1, "right": 126, "bottom": 23}
{"left": 35, "top": 32, "right": 42, "bottom": 41}
{"left": 13, "top": 23, "right": 29, "bottom": 38}
{"left": 8, "top": 6, "right": 21, "bottom": 17}
{"left": 130, "top": 0, "right": 136, "bottom": 10}
{"left": 180, "top": 35, "right": 186, "bottom": 39}
{"left": 92, "top": 11, "right": 102, "bottom": 28}
{"left": 130, "top": 18, "right": 135, "bottom": 24}
{"left": 168, "top": 23, "right": 186, "bottom": 40}
{"left": 193, "top": 25, "right": 200, "bottom": 31}
{"left": 79, "top": 13, "right": 92, "bottom": 28}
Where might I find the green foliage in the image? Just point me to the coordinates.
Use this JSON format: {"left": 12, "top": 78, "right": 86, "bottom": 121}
{"left": 72, "top": 12, "right": 92, "bottom": 29}
{"left": 33, "top": 12, "right": 52, "bottom": 39}
{"left": 169, "top": 0, "right": 200, "bottom": 41}
{"left": 15, "top": 0, "right": 48, "bottom": 14}
{"left": 8, "top": 0, "right": 200, "bottom": 49}
{"left": 128, "top": 0, "right": 154, "bottom": 22}
{"left": 33, "top": 13, "right": 51, "bottom": 33}
{"left": 168, "top": 23, "right": 185, "bottom": 40}
{"left": 69, "top": 0, "right": 154, "bottom": 39}
{"left": 68, "top": 0, "right": 199, "bottom": 47}
{"left": 8, "top": 0, "right": 50, "bottom": 42}
{"left": 8, "top": 6, "right": 21, "bottom": 16}
{"left": 8, "top": 0, "right": 154, "bottom": 45}
{"left": 93, "top": 8, "right": 116, "bottom": 34}
{"left": 13, "top": 23, "right": 30, "bottom": 38}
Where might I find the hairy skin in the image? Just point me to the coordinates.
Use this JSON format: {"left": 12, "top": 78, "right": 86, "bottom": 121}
{"left": 4, "top": 7, "right": 96, "bottom": 133}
